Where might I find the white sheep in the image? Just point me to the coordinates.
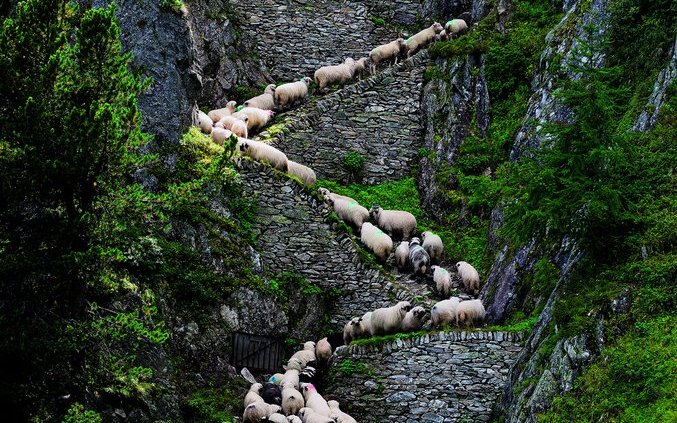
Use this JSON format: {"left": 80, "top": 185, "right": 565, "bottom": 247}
{"left": 408, "top": 237, "right": 430, "bottom": 275}
{"left": 404, "top": 22, "right": 444, "bottom": 58}
{"left": 369, "top": 38, "right": 405, "bottom": 73}
{"left": 318, "top": 187, "right": 351, "bottom": 202}
{"left": 353, "top": 57, "right": 368, "bottom": 79}
{"left": 401, "top": 306, "right": 426, "bottom": 332}
{"left": 456, "top": 261, "right": 481, "bottom": 295}
{"left": 275, "top": 77, "right": 312, "bottom": 110}
{"left": 434, "top": 29, "right": 449, "bottom": 42}
{"left": 342, "top": 317, "right": 361, "bottom": 345}
{"left": 214, "top": 115, "right": 238, "bottom": 130}
{"left": 230, "top": 115, "right": 249, "bottom": 138}
{"left": 243, "top": 400, "right": 281, "bottom": 423}
{"left": 301, "top": 383, "right": 331, "bottom": 417}
{"left": 327, "top": 400, "right": 357, "bottom": 423}
{"left": 287, "top": 416, "right": 303, "bottom": 423}
{"left": 233, "top": 107, "right": 274, "bottom": 131}
{"left": 244, "top": 383, "right": 264, "bottom": 407}
{"left": 370, "top": 301, "right": 412, "bottom": 336}
{"left": 290, "top": 341, "right": 317, "bottom": 367}
{"left": 268, "top": 413, "right": 288, "bottom": 423}
{"left": 369, "top": 205, "right": 417, "bottom": 240}
{"left": 395, "top": 241, "right": 410, "bottom": 271}
{"left": 431, "top": 297, "right": 460, "bottom": 327}
{"left": 421, "top": 231, "right": 443, "bottom": 263}
{"left": 244, "top": 84, "right": 277, "bottom": 110}
{"left": 432, "top": 265, "right": 452, "bottom": 297}
{"left": 456, "top": 299, "right": 486, "bottom": 327}
{"left": 281, "top": 358, "right": 302, "bottom": 389}
{"left": 315, "top": 338, "right": 332, "bottom": 363}
{"left": 359, "top": 311, "right": 374, "bottom": 339}
{"left": 360, "top": 222, "right": 393, "bottom": 262}
{"left": 193, "top": 106, "right": 213, "bottom": 134}
{"left": 282, "top": 383, "right": 304, "bottom": 416}
{"left": 238, "top": 139, "right": 289, "bottom": 172}
{"left": 211, "top": 127, "right": 233, "bottom": 146}
{"left": 298, "top": 407, "right": 335, "bottom": 423}
{"left": 287, "top": 160, "right": 317, "bottom": 186}
{"left": 269, "top": 373, "right": 284, "bottom": 385}
{"left": 208, "top": 100, "right": 237, "bottom": 123}
{"left": 445, "top": 19, "right": 468, "bottom": 39}
{"left": 325, "top": 195, "right": 369, "bottom": 230}
{"left": 314, "top": 58, "right": 356, "bottom": 92}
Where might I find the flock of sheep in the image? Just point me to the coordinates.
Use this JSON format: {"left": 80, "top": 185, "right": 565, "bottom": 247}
{"left": 195, "top": 17, "right": 474, "bottom": 422}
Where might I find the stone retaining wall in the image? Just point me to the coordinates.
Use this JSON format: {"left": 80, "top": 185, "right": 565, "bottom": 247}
{"left": 327, "top": 331, "right": 524, "bottom": 422}
{"left": 259, "top": 52, "right": 429, "bottom": 184}
{"left": 236, "top": 159, "right": 433, "bottom": 327}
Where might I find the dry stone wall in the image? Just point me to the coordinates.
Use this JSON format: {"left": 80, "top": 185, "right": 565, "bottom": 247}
{"left": 259, "top": 52, "right": 429, "bottom": 184}
{"left": 328, "top": 331, "right": 524, "bottom": 423}
{"left": 236, "top": 159, "right": 433, "bottom": 328}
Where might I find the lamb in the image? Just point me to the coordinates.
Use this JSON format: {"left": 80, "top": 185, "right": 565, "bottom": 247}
{"left": 314, "top": 58, "right": 356, "bottom": 92}
{"left": 370, "top": 301, "right": 412, "bottom": 336}
{"left": 282, "top": 383, "right": 305, "bottom": 416}
{"left": 315, "top": 338, "right": 332, "bottom": 363}
{"left": 360, "top": 222, "right": 393, "bottom": 262}
{"left": 395, "top": 241, "right": 410, "bottom": 270}
{"left": 243, "top": 401, "right": 282, "bottom": 423}
{"left": 342, "top": 317, "right": 360, "bottom": 345}
{"left": 268, "top": 413, "right": 289, "bottom": 423}
{"left": 301, "top": 383, "right": 331, "bottom": 417}
{"left": 325, "top": 195, "right": 369, "bottom": 230}
{"left": 193, "top": 106, "right": 213, "bottom": 134}
{"left": 421, "top": 231, "right": 444, "bottom": 263}
{"left": 230, "top": 115, "right": 249, "bottom": 138}
{"left": 208, "top": 101, "right": 237, "bottom": 123}
{"left": 244, "top": 84, "right": 277, "bottom": 110}
{"left": 214, "top": 115, "right": 239, "bottom": 130}
{"left": 287, "top": 160, "right": 317, "bottom": 186}
{"left": 353, "top": 57, "right": 368, "bottom": 79}
{"left": 408, "top": 237, "right": 430, "bottom": 275}
{"left": 211, "top": 127, "right": 233, "bottom": 146}
{"left": 327, "top": 400, "right": 357, "bottom": 423}
{"left": 244, "top": 383, "right": 264, "bottom": 407}
{"left": 369, "top": 38, "right": 405, "bottom": 74}
{"left": 444, "top": 19, "right": 468, "bottom": 39}
{"left": 239, "top": 139, "right": 289, "bottom": 172}
{"left": 432, "top": 265, "right": 453, "bottom": 297}
{"left": 298, "top": 407, "right": 335, "bottom": 423}
{"left": 288, "top": 417, "right": 303, "bottom": 423}
{"left": 434, "top": 29, "right": 448, "bottom": 42}
{"left": 401, "top": 306, "right": 426, "bottom": 332}
{"left": 369, "top": 205, "right": 417, "bottom": 240}
{"left": 456, "top": 261, "right": 481, "bottom": 295}
{"left": 281, "top": 358, "right": 303, "bottom": 389}
{"left": 431, "top": 297, "right": 460, "bottom": 327}
{"left": 275, "top": 77, "right": 312, "bottom": 110}
{"left": 290, "top": 341, "right": 317, "bottom": 367}
{"left": 233, "top": 107, "right": 274, "bottom": 131}
{"left": 456, "top": 299, "right": 486, "bottom": 327}
{"left": 404, "top": 22, "right": 444, "bottom": 58}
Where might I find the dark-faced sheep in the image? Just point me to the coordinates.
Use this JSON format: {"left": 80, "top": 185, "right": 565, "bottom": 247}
{"left": 421, "top": 231, "right": 443, "bottom": 263}
{"left": 369, "top": 205, "right": 417, "bottom": 240}
{"left": 239, "top": 139, "right": 289, "bottom": 172}
{"left": 456, "top": 261, "right": 481, "bottom": 295}
{"left": 432, "top": 265, "right": 452, "bottom": 297}
{"left": 395, "top": 241, "right": 410, "bottom": 270}
{"left": 244, "top": 84, "right": 276, "bottom": 110}
{"left": 370, "top": 301, "right": 412, "bottom": 336}
{"left": 401, "top": 306, "right": 426, "bottom": 332}
{"left": 301, "top": 383, "right": 331, "bottom": 417}
{"left": 275, "top": 77, "right": 312, "bottom": 110}
{"left": 431, "top": 297, "right": 460, "bottom": 327}
{"left": 287, "top": 160, "right": 317, "bottom": 186}
{"left": 369, "top": 38, "right": 406, "bottom": 73}
{"left": 445, "top": 19, "right": 468, "bottom": 39}
{"left": 456, "top": 299, "right": 486, "bottom": 327}
{"left": 404, "top": 22, "right": 444, "bottom": 58}
{"left": 327, "top": 400, "right": 357, "bottom": 423}
{"left": 208, "top": 100, "right": 237, "bottom": 123}
{"left": 360, "top": 222, "right": 393, "bottom": 262}
{"left": 408, "top": 237, "right": 430, "bottom": 275}
{"left": 261, "top": 382, "right": 282, "bottom": 405}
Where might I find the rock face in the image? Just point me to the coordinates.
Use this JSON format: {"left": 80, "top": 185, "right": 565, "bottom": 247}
{"left": 327, "top": 331, "right": 524, "bottom": 422}
{"left": 236, "top": 159, "right": 433, "bottom": 327}
{"left": 259, "top": 53, "right": 427, "bottom": 184}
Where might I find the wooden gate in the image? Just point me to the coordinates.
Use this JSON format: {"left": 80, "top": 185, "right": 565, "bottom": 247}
{"left": 232, "top": 333, "right": 283, "bottom": 372}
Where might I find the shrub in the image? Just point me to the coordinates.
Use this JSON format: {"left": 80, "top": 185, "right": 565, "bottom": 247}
{"left": 343, "top": 151, "right": 366, "bottom": 177}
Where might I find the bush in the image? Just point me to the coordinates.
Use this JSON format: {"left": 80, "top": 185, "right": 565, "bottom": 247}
{"left": 343, "top": 151, "right": 366, "bottom": 177}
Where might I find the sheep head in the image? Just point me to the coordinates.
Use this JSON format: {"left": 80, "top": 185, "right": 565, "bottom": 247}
{"left": 412, "top": 306, "right": 426, "bottom": 319}
{"left": 265, "top": 83, "right": 277, "bottom": 94}
{"left": 399, "top": 301, "right": 412, "bottom": 313}
{"left": 239, "top": 141, "right": 249, "bottom": 153}
{"left": 369, "top": 204, "right": 382, "bottom": 219}
{"left": 410, "top": 237, "right": 421, "bottom": 246}
{"left": 301, "top": 76, "right": 312, "bottom": 85}
{"left": 250, "top": 382, "right": 263, "bottom": 393}
{"left": 226, "top": 100, "right": 237, "bottom": 112}
{"left": 432, "top": 22, "right": 444, "bottom": 33}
